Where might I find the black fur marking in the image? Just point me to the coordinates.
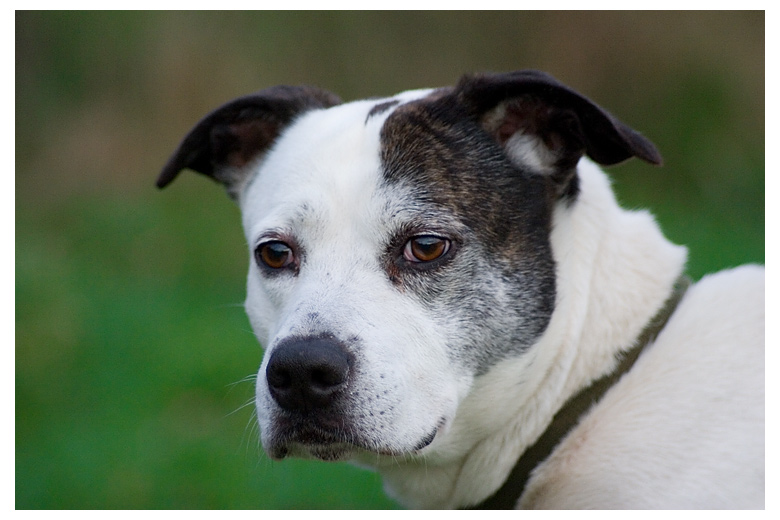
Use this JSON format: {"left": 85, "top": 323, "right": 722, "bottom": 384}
{"left": 366, "top": 99, "right": 400, "bottom": 123}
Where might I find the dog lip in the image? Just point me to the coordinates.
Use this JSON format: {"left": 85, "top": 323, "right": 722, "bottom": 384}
{"left": 412, "top": 430, "right": 436, "bottom": 451}
{"left": 265, "top": 419, "right": 358, "bottom": 460}
{"left": 412, "top": 417, "right": 445, "bottom": 452}
{"left": 268, "top": 424, "right": 442, "bottom": 461}
{"left": 266, "top": 414, "right": 447, "bottom": 460}
{"left": 268, "top": 444, "right": 290, "bottom": 460}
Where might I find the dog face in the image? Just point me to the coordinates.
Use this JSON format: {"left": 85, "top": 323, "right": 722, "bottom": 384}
{"left": 243, "top": 93, "right": 559, "bottom": 462}
{"left": 158, "top": 71, "right": 661, "bottom": 464}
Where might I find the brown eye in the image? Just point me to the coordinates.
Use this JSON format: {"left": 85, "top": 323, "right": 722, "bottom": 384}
{"left": 256, "top": 241, "right": 295, "bottom": 270}
{"left": 404, "top": 236, "right": 451, "bottom": 263}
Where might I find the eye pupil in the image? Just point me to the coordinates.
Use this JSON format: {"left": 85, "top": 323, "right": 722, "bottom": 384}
{"left": 405, "top": 236, "right": 450, "bottom": 263}
{"left": 257, "top": 241, "right": 294, "bottom": 269}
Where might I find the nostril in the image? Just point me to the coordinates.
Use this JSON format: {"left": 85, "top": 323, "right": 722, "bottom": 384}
{"left": 266, "top": 335, "right": 352, "bottom": 412}
{"left": 311, "top": 366, "right": 345, "bottom": 389}
{"left": 267, "top": 366, "right": 292, "bottom": 390}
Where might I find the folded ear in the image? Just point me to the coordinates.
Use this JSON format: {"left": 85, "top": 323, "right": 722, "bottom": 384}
{"left": 157, "top": 85, "right": 341, "bottom": 198}
{"left": 455, "top": 70, "right": 661, "bottom": 197}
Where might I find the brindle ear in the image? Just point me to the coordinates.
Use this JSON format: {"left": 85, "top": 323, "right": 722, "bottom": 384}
{"left": 455, "top": 70, "right": 661, "bottom": 196}
{"left": 157, "top": 85, "right": 342, "bottom": 198}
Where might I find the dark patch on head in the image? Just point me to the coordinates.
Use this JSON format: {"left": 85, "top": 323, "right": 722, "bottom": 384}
{"left": 381, "top": 89, "right": 559, "bottom": 262}
{"left": 365, "top": 99, "right": 401, "bottom": 123}
{"left": 375, "top": 71, "right": 662, "bottom": 373}
{"left": 378, "top": 91, "right": 557, "bottom": 373}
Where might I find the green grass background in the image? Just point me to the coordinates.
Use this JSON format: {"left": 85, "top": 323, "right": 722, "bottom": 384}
{"left": 16, "top": 11, "right": 764, "bottom": 509}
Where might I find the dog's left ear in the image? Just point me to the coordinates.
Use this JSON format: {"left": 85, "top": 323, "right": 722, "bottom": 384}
{"left": 456, "top": 70, "right": 662, "bottom": 196}
{"left": 157, "top": 85, "right": 342, "bottom": 198}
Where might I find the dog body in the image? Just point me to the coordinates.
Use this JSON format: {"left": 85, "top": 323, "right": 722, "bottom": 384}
{"left": 159, "top": 71, "right": 764, "bottom": 509}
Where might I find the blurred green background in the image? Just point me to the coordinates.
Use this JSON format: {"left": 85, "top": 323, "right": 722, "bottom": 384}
{"left": 16, "top": 11, "right": 764, "bottom": 509}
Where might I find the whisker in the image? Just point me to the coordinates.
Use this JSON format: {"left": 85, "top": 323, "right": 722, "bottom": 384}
{"left": 227, "top": 373, "right": 257, "bottom": 389}
{"left": 225, "top": 396, "right": 257, "bottom": 418}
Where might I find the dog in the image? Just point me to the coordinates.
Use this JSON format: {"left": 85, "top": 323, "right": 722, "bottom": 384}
{"left": 158, "top": 70, "right": 764, "bottom": 509}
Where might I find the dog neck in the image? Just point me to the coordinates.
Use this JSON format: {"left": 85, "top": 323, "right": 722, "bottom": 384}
{"left": 467, "top": 274, "right": 691, "bottom": 509}
{"left": 377, "top": 160, "right": 688, "bottom": 509}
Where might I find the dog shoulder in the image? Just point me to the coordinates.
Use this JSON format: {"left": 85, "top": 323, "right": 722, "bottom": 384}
{"left": 519, "top": 265, "right": 765, "bottom": 509}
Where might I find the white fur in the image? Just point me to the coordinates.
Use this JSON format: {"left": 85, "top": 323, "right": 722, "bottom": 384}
{"left": 246, "top": 99, "right": 473, "bottom": 459}
{"left": 242, "top": 93, "right": 764, "bottom": 509}
{"left": 504, "top": 133, "right": 559, "bottom": 174}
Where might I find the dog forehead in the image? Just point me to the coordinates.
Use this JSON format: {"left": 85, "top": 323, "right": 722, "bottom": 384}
{"left": 240, "top": 88, "right": 435, "bottom": 233}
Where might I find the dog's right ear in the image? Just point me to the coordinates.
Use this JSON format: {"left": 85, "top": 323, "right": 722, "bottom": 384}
{"left": 157, "top": 85, "right": 342, "bottom": 198}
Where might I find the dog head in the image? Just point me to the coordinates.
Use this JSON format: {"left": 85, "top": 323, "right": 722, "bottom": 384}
{"left": 159, "top": 70, "right": 660, "bottom": 463}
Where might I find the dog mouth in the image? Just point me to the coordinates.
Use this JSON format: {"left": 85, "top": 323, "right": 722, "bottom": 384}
{"left": 265, "top": 419, "right": 442, "bottom": 462}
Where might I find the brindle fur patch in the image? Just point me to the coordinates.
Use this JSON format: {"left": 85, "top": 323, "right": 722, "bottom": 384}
{"left": 378, "top": 89, "right": 559, "bottom": 372}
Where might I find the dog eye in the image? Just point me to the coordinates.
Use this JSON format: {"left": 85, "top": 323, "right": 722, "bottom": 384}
{"left": 256, "top": 241, "right": 295, "bottom": 270}
{"left": 404, "top": 236, "right": 451, "bottom": 263}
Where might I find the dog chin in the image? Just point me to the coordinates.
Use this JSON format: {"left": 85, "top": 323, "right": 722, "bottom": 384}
{"left": 270, "top": 442, "right": 357, "bottom": 462}
{"left": 265, "top": 424, "right": 440, "bottom": 462}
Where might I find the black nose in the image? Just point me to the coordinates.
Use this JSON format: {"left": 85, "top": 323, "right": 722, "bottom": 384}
{"left": 266, "top": 335, "right": 352, "bottom": 412}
